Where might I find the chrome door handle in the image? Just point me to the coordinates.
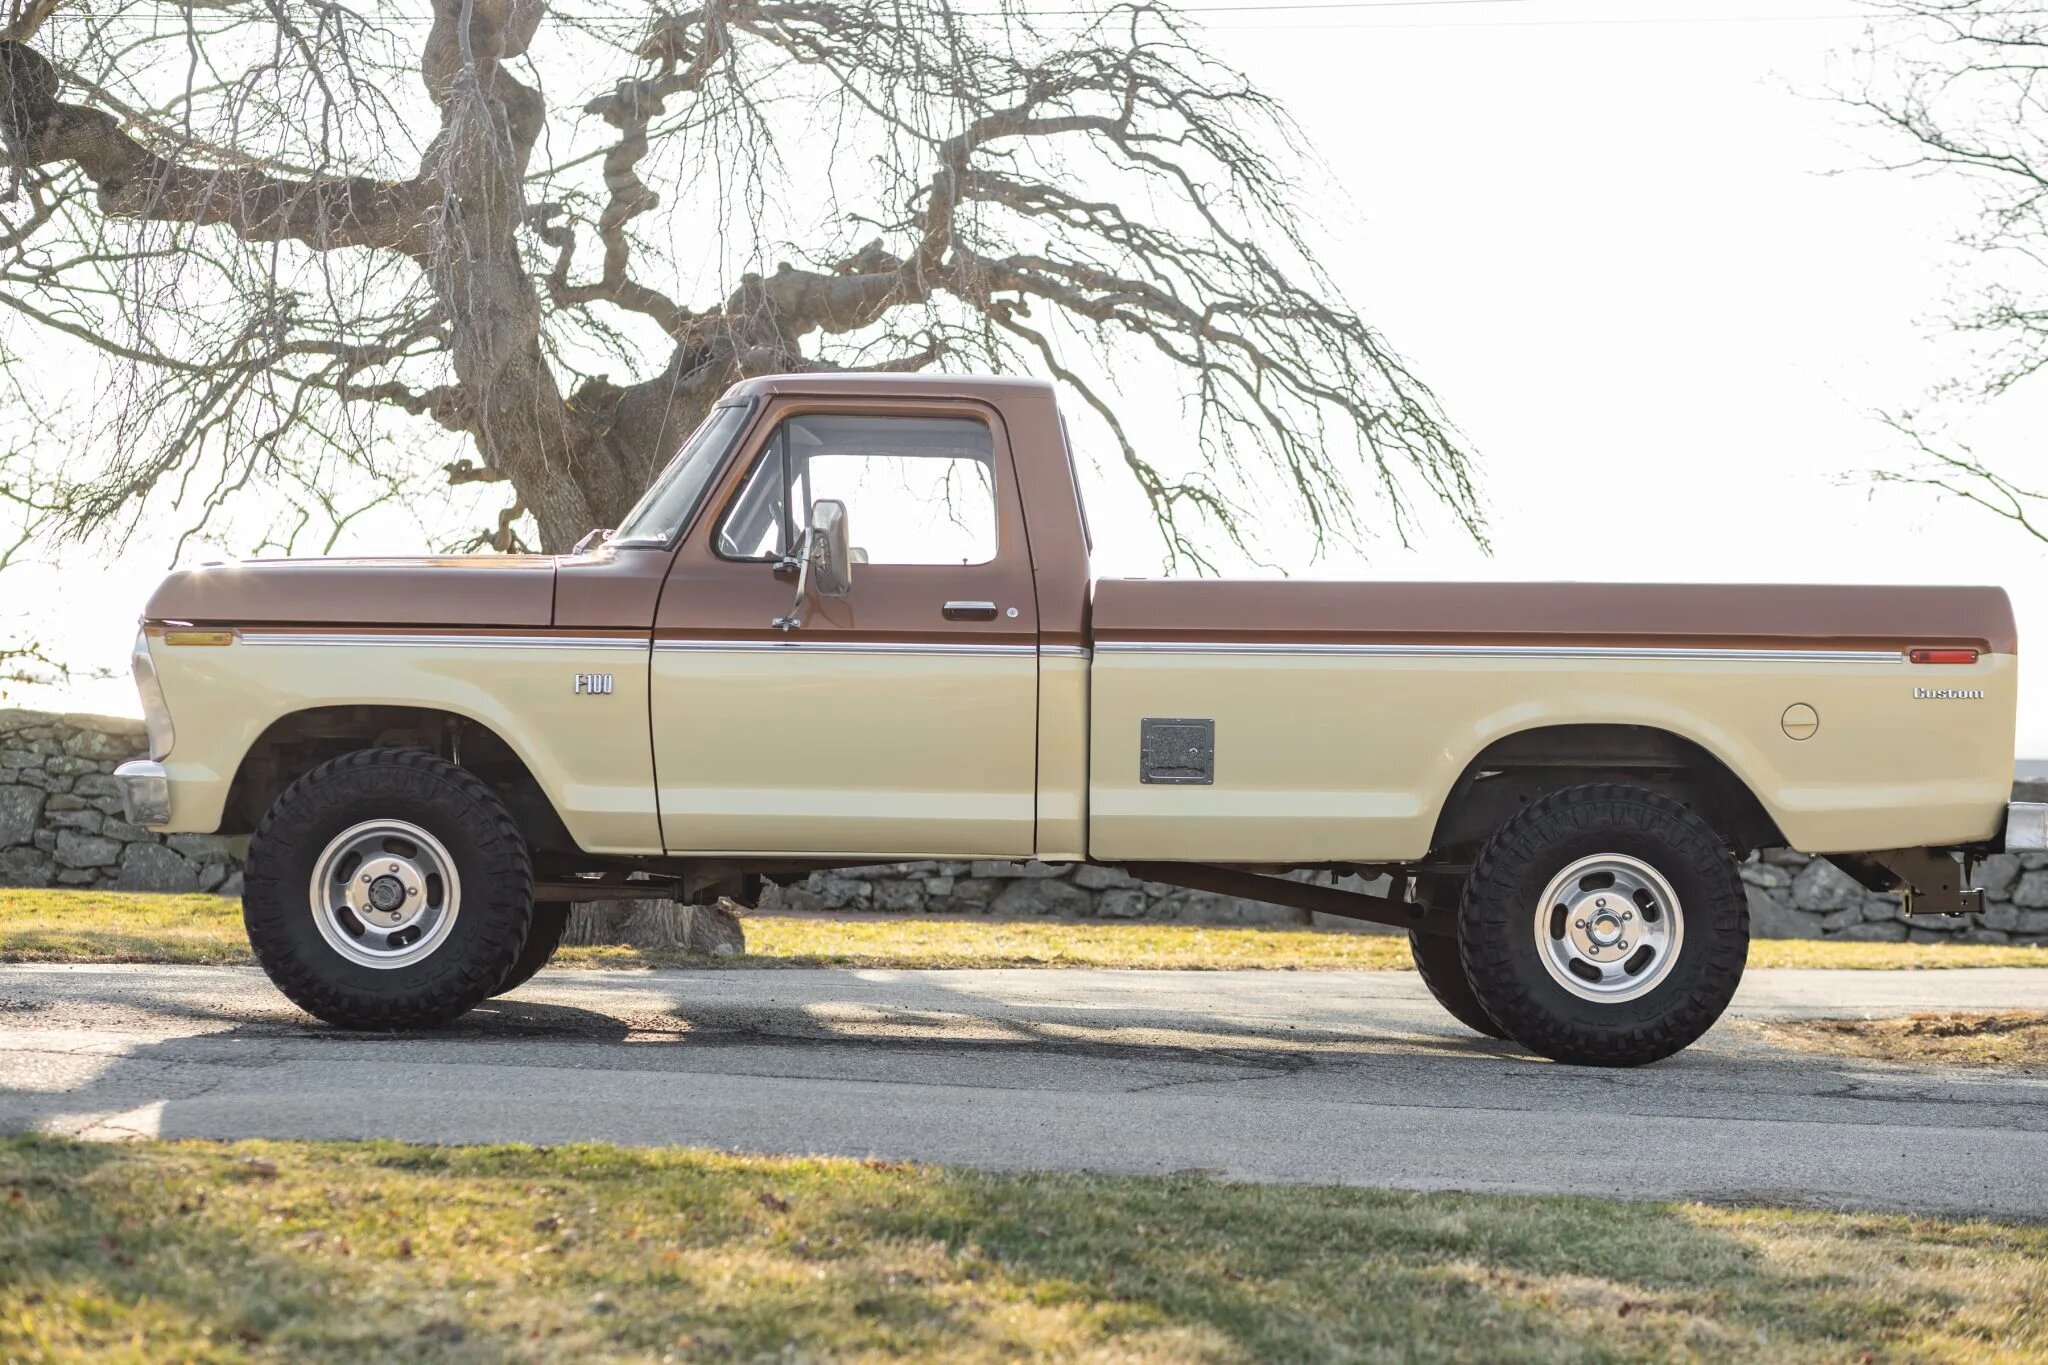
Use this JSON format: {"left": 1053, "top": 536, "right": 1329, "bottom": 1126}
{"left": 943, "top": 600, "right": 998, "bottom": 621}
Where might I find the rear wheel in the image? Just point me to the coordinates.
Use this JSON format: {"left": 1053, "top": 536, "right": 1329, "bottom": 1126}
{"left": 1459, "top": 783, "right": 1748, "bottom": 1067}
{"left": 1408, "top": 930, "right": 1506, "bottom": 1039}
{"left": 243, "top": 748, "right": 534, "bottom": 1029}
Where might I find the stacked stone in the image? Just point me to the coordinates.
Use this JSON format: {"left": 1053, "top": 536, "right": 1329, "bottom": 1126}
{"left": 1740, "top": 849, "right": 2047, "bottom": 944}
{"left": 761, "top": 852, "right": 2048, "bottom": 945}
{"left": 0, "top": 711, "right": 241, "bottom": 894}
{"left": 760, "top": 861, "right": 1399, "bottom": 931}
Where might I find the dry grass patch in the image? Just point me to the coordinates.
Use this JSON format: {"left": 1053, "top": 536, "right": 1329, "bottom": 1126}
{"left": 2, "top": 1136, "right": 2045, "bottom": 1362}
{"left": 1761, "top": 1011, "right": 2048, "bottom": 1072}
{"left": 4, "top": 887, "right": 2046, "bottom": 972}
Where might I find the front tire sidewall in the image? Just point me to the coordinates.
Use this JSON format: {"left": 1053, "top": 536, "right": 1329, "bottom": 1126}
{"left": 1460, "top": 787, "right": 1748, "bottom": 1066}
{"left": 244, "top": 750, "right": 532, "bottom": 1029}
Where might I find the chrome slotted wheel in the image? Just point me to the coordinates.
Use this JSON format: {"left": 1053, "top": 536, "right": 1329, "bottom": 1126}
{"left": 307, "top": 819, "right": 462, "bottom": 970}
{"left": 1535, "top": 853, "right": 1684, "bottom": 1003}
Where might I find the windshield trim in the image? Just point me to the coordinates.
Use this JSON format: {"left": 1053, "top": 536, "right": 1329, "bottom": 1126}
{"left": 608, "top": 399, "right": 757, "bottom": 549}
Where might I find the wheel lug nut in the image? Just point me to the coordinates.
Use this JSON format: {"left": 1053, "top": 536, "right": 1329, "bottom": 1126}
{"left": 1618, "top": 939, "right": 1629, "bottom": 951}
{"left": 1623, "top": 910, "right": 1633, "bottom": 921}
{"left": 1574, "top": 918, "right": 1587, "bottom": 929}
{"left": 1596, "top": 898, "right": 1607, "bottom": 908}
{"left": 408, "top": 886, "right": 418, "bottom": 896}
{"left": 360, "top": 873, "right": 371, "bottom": 884}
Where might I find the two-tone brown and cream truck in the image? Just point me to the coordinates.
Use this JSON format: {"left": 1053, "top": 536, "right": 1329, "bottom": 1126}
{"left": 117, "top": 373, "right": 2037, "bottom": 1065}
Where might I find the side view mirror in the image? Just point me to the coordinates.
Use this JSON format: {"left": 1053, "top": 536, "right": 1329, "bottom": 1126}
{"left": 806, "top": 498, "right": 852, "bottom": 597}
{"left": 772, "top": 498, "right": 853, "bottom": 630}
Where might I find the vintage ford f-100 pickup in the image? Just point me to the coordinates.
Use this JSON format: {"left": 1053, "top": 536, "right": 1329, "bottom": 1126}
{"left": 117, "top": 374, "right": 2039, "bottom": 1065}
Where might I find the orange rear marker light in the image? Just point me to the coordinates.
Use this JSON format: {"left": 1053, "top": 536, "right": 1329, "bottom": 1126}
{"left": 1907, "top": 647, "right": 1980, "bottom": 665}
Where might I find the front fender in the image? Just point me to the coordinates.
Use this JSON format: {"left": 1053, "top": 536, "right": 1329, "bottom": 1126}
{"left": 144, "top": 629, "right": 660, "bottom": 855}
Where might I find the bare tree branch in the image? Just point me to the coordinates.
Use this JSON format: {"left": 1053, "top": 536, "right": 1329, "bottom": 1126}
{"left": 0, "top": 0, "right": 1483, "bottom": 569}
{"left": 1847, "top": 2, "right": 2048, "bottom": 541}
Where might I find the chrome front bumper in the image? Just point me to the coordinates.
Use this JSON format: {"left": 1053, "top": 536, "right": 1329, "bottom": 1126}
{"left": 2005, "top": 801, "right": 2048, "bottom": 852}
{"left": 113, "top": 759, "right": 171, "bottom": 827}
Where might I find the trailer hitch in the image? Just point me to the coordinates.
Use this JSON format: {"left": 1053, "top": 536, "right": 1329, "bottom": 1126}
{"left": 1830, "top": 848, "right": 1983, "bottom": 918}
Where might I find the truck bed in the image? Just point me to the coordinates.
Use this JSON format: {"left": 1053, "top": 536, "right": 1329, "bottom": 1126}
{"left": 1084, "top": 579, "right": 2017, "bottom": 863}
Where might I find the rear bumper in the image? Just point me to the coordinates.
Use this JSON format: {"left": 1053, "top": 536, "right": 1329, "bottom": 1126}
{"left": 113, "top": 759, "right": 172, "bottom": 827}
{"left": 2005, "top": 801, "right": 2048, "bottom": 852}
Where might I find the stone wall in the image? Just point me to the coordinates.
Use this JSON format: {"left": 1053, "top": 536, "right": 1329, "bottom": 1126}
{"left": 0, "top": 712, "right": 241, "bottom": 894}
{"left": 2, "top": 707, "right": 2041, "bottom": 945}
{"left": 759, "top": 851, "right": 2048, "bottom": 945}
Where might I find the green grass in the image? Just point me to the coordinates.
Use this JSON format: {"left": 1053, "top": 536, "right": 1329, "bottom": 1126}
{"left": 1, "top": 1137, "right": 2043, "bottom": 1362}
{"left": 3, "top": 888, "right": 2046, "bottom": 972}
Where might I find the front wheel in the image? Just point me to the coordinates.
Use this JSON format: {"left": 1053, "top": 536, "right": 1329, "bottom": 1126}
{"left": 1459, "top": 783, "right": 1748, "bottom": 1067}
{"left": 493, "top": 903, "right": 569, "bottom": 997}
{"left": 243, "top": 748, "right": 534, "bottom": 1029}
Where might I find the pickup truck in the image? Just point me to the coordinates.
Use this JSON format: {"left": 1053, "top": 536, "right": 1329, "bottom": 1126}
{"left": 117, "top": 373, "right": 2037, "bottom": 1066}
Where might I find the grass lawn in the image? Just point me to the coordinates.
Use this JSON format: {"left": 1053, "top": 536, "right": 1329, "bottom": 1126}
{"left": 2, "top": 888, "right": 2046, "bottom": 973}
{"left": 2, "top": 1137, "right": 2043, "bottom": 1363}
{"left": 1761, "top": 1010, "right": 2048, "bottom": 1073}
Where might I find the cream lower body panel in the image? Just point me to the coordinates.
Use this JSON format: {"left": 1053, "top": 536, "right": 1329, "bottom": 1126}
{"left": 146, "top": 634, "right": 662, "bottom": 853}
{"left": 1086, "top": 648, "right": 2017, "bottom": 863}
{"left": 652, "top": 644, "right": 1038, "bottom": 858}
{"left": 1034, "top": 652, "right": 1090, "bottom": 861}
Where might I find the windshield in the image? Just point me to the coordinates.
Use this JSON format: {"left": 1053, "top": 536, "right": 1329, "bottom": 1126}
{"left": 610, "top": 402, "right": 753, "bottom": 546}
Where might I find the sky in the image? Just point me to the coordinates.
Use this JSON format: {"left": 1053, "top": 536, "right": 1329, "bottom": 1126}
{"left": 17, "top": 0, "right": 2048, "bottom": 752}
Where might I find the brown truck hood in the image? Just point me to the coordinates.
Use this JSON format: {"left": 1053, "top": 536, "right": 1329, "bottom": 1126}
{"left": 1091, "top": 580, "right": 2018, "bottom": 654}
{"left": 144, "top": 556, "right": 558, "bottom": 628}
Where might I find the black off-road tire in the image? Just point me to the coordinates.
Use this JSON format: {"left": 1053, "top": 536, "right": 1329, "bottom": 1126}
{"left": 492, "top": 903, "right": 569, "bottom": 997}
{"left": 243, "top": 747, "right": 534, "bottom": 1029}
{"left": 1408, "top": 929, "right": 1507, "bottom": 1040}
{"left": 1459, "top": 783, "right": 1748, "bottom": 1067}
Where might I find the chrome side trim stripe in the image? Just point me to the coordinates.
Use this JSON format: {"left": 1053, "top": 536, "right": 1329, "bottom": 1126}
{"left": 654, "top": 639, "right": 1035, "bottom": 657}
{"left": 241, "top": 633, "right": 1076, "bottom": 658}
{"left": 235, "top": 634, "right": 1905, "bottom": 664}
{"left": 1092, "top": 641, "right": 1907, "bottom": 664}
{"left": 240, "top": 632, "right": 649, "bottom": 651}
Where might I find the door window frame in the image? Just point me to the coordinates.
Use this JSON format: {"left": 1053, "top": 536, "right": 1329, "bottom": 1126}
{"left": 688, "top": 398, "right": 1022, "bottom": 569}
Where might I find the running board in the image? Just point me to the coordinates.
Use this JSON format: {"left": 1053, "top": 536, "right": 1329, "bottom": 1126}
{"left": 1117, "top": 863, "right": 1455, "bottom": 936}
{"left": 533, "top": 880, "right": 683, "bottom": 903}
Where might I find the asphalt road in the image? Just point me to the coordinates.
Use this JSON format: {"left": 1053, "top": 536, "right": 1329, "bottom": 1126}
{"left": 3, "top": 963, "right": 2045, "bottom": 1218}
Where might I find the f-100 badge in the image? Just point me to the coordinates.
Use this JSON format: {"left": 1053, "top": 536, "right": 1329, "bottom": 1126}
{"left": 573, "top": 673, "right": 615, "bottom": 695}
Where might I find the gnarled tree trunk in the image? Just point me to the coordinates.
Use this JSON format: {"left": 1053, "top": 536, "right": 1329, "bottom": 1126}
{"left": 562, "top": 898, "right": 746, "bottom": 955}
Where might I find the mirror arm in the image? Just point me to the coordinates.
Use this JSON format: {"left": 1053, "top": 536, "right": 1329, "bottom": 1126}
{"left": 771, "top": 531, "right": 813, "bottom": 631}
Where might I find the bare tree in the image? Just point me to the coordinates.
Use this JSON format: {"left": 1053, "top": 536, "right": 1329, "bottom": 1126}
{"left": 1844, "top": 0, "right": 2048, "bottom": 536}
{"left": 0, "top": 0, "right": 1481, "bottom": 568}
{"left": 0, "top": 0, "right": 1484, "bottom": 945}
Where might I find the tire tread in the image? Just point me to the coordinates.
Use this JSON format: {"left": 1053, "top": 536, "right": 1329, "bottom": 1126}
{"left": 243, "top": 747, "right": 532, "bottom": 1029}
{"left": 1459, "top": 782, "right": 1748, "bottom": 1067}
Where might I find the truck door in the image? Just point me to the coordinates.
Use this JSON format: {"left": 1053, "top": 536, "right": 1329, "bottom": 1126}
{"left": 649, "top": 398, "right": 1040, "bottom": 857}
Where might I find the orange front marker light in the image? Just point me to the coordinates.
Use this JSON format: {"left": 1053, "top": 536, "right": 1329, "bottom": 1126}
{"left": 1908, "top": 647, "right": 1980, "bottom": 665}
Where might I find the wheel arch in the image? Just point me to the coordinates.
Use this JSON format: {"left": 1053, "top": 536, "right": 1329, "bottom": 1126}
{"left": 219, "top": 704, "right": 576, "bottom": 854}
{"left": 1428, "top": 723, "right": 1785, "bottom": 859}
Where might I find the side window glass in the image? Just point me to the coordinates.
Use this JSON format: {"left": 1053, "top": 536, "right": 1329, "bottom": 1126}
{"left": 714, "top": 426, "right": 793, "bottom": 560}
{"left": 715, "top": 414, "right": 998, "bottom": 566}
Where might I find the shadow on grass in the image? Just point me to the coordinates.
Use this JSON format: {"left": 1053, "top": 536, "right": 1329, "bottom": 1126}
{"left": 0, "top": 1136, "right": 521, "bottom": 1359}
{"left": 2, "top": 1136, "right": 2041, "bottom": 1361}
